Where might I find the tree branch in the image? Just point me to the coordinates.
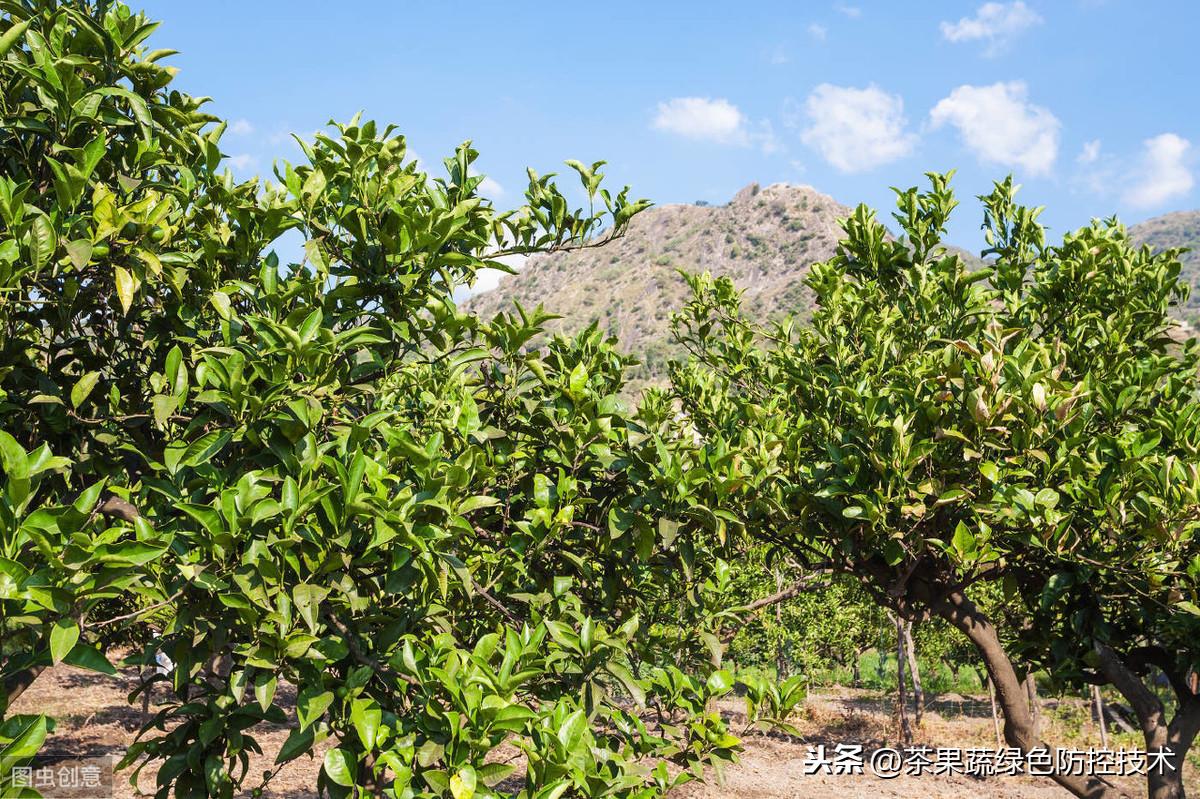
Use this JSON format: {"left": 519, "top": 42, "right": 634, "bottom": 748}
{"left": 323, "top": 611, "right": 417, "bottom": 686}
{"left": 736, "top": 572, "right": 830, "bottom": 614}
{"left": 85, "top": 590, "right": 183, "bottom": 629}
{"left": 932, "top": 589, "right": 1130, "bottom": 799}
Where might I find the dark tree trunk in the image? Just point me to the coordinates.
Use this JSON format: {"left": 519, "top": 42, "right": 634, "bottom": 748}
{"left": 1, "top": 663, "right": 47, "bottom": 711}
{"left": 1025, "top": 670, "right": 1042, "bottom": 738}
{"left": 894, "top": 614, "right": 913, "bottom": 744}
{"left": 987, "top": 675, "right": 1002, "bottom": 747}
{"left": 775, "top": 571, "right": 788, "bottom": 679}
{"left": 1093, "top": 644, "right": 1200, "bottom": 799}
{"left": 931, "top": 590, "right": 1131, "bottom": 799}
{"left": 1092, "top": 684, "right": 1109, "bottom": 750}
{"left": 902, "top": 619, "right": 924, "bottom": 728}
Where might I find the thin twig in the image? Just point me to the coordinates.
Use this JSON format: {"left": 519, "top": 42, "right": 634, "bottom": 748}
{"left": 323, "top": 610, "right": 418, "bottom": 686}
{"left": 86, "top": 589, "right": 184, "bottom": 629}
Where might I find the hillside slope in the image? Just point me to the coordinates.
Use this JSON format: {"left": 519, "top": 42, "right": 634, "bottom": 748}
{"left": 466, "top": 182, "right": 849, "bottom": 380}
{"left": 468, "top": 183, "right": 1199, "bottom": 382}
{"left": 1130, "top": 210, "right": 1200, "bottom": 321}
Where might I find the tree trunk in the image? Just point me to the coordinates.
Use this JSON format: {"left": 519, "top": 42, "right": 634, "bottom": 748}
{"left": 902, "top": 619, "right": 924, "bottom": 728}
{"left": 1, "top": 663, "right": 47, "bottom": 711}
{"left": 894, "top": 614, "right": 913, "bottom": 744}
{"left": 987, "top": 675, "right": 1003, "bottom": 747}
{"left": 774, "top": 571, "right": 788, "bottom": 679}
{"left": 1093, "top": 644, "right": 1200, "bottom": 799}
{"left": 931, "top": 589, "right": 1130, "bottom": 799}
{"left": 1092, "top": 685, "right": 1109, "bottom": 750}
{"left": 1025, "top": 670, "right": 1041, "bottom": 738}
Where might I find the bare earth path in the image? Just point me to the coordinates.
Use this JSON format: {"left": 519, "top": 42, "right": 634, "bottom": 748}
{"left": 11, "top": 662, "right": 1190, "bottom": 798}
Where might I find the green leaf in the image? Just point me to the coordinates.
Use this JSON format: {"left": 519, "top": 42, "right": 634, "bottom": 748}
{"left": 253, "top": 671, "right": 277, "bottom": 711}
{"left": 606, "top": 661, "right": 646, "bottom": 706}
{"left": 210, "top": 290, "right": 232, "bottom": 320}
{"left": 350, "top": 698, "right": 382, "bottom": 750}
{"left": 113, "top": 266, "right": 136, "bottom": 314}
{"left": 448, "top": 347, "right": 490, "bottom": 373}
{"left": 1176, "top": 601, "right": 1200, "bottom": 617}
{"left": 657, "top": 517, "right": 680, "bottom": 547}
{"left": 459, "top": 495, "right": 499, "bottom": 514}
{"left": 0, "top": 18, "right": 32, "bottom": 61}
{"left": 533, "top": 473, "right": 551, "bottom": 507}
{"left": 0, "top": 432, "right": 28, "bottom": 480}
{"left": 178, "top": 503, "right": 222, "bottom": 535}
{"left": 322, "top": 748, "right": 355, "bottom": 788}
{"left": 1034, "top": 488, "right": 1059, "bottom": 509}
{"left": 62, "top": 643, "right": 115, "bottom": 675}
{"left": 0, "top": 714, "right": 46, "bottom": 760}
{"left": 567, "top": 362, "right": 588, "bottom": 398}
{"left": 706, "top": 669, "right": 734, "bottom": 696}
{"left": 275, "top": 726, "right": 315, "bottom": 764}
{"left": 166, "top": 344, "right": 188, "bottom": 397}
{"left": 478, "top": 763, "right": 515, "bottom": 788}
{"left": 1040, "top": 573, "right": 1074, "bottom": 612}
{"left": 181, "top": 430, "right": 232, "bottom": 467}
{"left": 556, "top": 709, "right": 586, "bottom": 750}
{"left": 66, "top": 239, "right": 92, "bottom": 270}
{"left": 49, "top": 619, "right": 80, "bottom": 664}
{"left": 297, "top": 688, "right": 334, "bottom": 730}
{"left": 293, "top": 583, "right": 330, "bottom": 633}
{"left": 301, "top": 168, "right": 327, "bottom": 208}
{"left": 71, "top": 372, "right": 101, "bottom": 409}
{"left": 450, "top": 766, "right": 477, "bottom": 799}
{"left": 416, "top": 740, "right": 444, "bottom": 768}
{"left": 152, "top": 394, "right": 178, "bottom": 427}
{"left": 951, "top": 521, "right": 975, "bottom": 558}
{"left": 28, "top": 213, "right": 56, "bottom": 270}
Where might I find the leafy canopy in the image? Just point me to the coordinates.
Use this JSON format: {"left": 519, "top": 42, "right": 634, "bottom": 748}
{"left": 0, "top": 3, "right": 741, "bottom": 797}
{"left": 672, "top": 172, "right": 1200, "bottom": 797}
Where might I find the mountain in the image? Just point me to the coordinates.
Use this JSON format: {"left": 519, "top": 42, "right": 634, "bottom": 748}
{"left": 467, "top": 182, "right": 1200, "bottom": 384}
{"left": 1129, "top": 210, "right": 1200, "bottom": 322}
{"left": 465, "top": 182, "right": 850, "bottom": 382}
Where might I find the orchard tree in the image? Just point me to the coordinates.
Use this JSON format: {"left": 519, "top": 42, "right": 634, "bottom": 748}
{"left": 0, "top": 3, "right": 742, "bottom": 797}
{"left": 672, "top": 174, "right": 1200, "bottom": 799}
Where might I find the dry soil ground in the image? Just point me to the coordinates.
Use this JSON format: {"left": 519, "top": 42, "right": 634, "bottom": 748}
{"left": 10, "top": 660, "right": 1194, "bottom": 798}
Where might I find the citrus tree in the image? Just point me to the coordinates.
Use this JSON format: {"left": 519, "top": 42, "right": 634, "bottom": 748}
{"left": 672, "top": 174, "right": 1200, "bottom": 799}
{"left": 0, "top": 3, "right": 742, "bottom": 797}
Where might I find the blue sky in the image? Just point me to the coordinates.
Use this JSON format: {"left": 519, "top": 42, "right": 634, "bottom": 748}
{"left": 140, "top": 1, "right": 1198, "bottom": 256}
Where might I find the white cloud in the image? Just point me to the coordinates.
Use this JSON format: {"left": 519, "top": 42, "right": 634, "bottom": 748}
{"left": 929, "top": 81, "right": 1059, "bottom": 176}
{"left": 1123, "top": 133, "right": 1194, "bottom": 209}
{"left": 798, "top": 84, "right": 917, "bottom": 173}
{"left": 1077, "top": 139, "right": 1101, "bottom": 164}
{"left": 834, "top": 3, "right": 862, "bottom": 18}
{"left": 940, "top": 2, "right": 1042, "bottom": 55}
{"left": 478, "top": 176, "right": 505, "bottom": 199}
{"left": 226, "top": 153, "right": 257, "bottom": 171}
{"left": 228, "top": 118, "right": 254, "bottom": 136}
{"left": 807, "top": 23, "right": 828, "bottom": 41}
{"left": 767, "top": 45, "right": 790, "bottom": 64}
{"left": 653, "top": 97, "right": 748, "bottom": 145}
{"left": 652, "top": 97, "right": 778, "bottom": 153}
